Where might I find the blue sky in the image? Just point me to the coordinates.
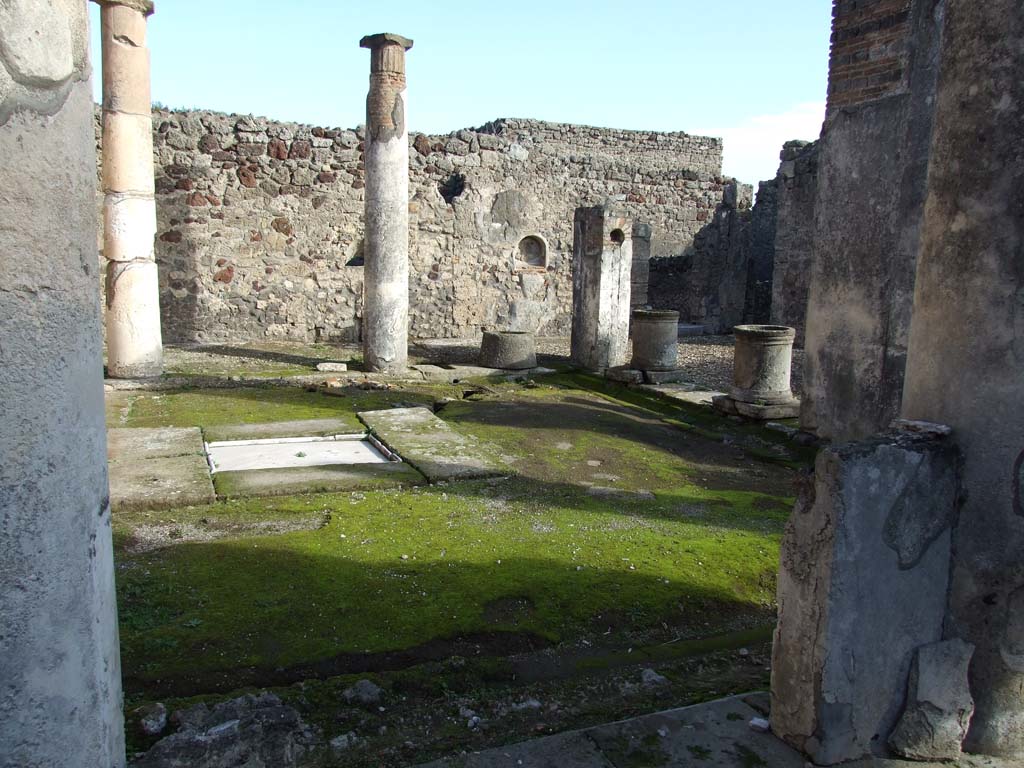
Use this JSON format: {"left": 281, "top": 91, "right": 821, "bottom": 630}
{"left": 89, "top": 0, "right": 831, "bottom": 184}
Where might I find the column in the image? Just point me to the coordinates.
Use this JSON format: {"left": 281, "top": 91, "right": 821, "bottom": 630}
{"left": 570, "top": 205, "right": 633, "bottom": 372}
{"left": 900, "top": 0, "right": 1024, "bottom": 755}
{"left": 0, "top": 1, "right": 125, "bottom": 765}
{"left": 360, "top": 33, "right": 413, "bottom": 374}
{"left": 98, "top": 0, "right": 163, "bottom": 378}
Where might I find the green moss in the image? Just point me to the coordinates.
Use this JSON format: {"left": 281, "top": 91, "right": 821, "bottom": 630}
{"left": 111, "top": 384, "right": 459, "bottom": 431}
{"left": 535, "top": 372, "right": 817, "bottom": 468}
{"left": 688, "top": 744, "right": 713, "bottom": 759}
{"left": 599, "top": 734, "right": 669, "bottom": 768}
{"left": 110, "top": 376, "right": 794, "bottom": 704}
{"left": 212, "top": 461, "right": 424, "bottom": 498}
{"left": 736, "top": 744, "right": 768, "bottom": 767}
{"left": 115, "top": 476, "right": 784, "bottom": 695}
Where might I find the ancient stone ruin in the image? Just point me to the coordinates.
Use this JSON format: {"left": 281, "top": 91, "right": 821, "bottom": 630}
{"left": 2, "top": 1, "right": 1022, "bottom": 767}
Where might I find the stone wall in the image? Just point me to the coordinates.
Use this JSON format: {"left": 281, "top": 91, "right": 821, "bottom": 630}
{"left": 744, "top": 179, "right": 779, "bottom": 326}
{"left": 900, "top": 0, "right": 1024, "bottom": 753}
{"left": 799, "top": 0, "right": 943, "bottom": 441}
{"left": 96, "top": 110, "right": 726, "bottom": 343}
{"left": 647, "top": 181, "right": 760, "bottom": 332}
{"left": 647, "top": 175, "right": 788, "bottom": 334}
{"left": 770, "top": 140, "right": 819, "bottom": 343}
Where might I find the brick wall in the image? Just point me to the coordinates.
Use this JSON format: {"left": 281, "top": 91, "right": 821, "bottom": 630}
{"left": 827, "top": 0, "right": 914, "bottom": 110}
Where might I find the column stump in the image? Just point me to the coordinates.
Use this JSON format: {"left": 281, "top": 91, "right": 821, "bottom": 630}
{"left": 713, "top": 324, "right": 800, "bottom": 419}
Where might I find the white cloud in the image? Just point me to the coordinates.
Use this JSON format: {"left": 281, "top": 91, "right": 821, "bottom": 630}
{"left": 698, "top": 101, "right": 825, "bottom": 187}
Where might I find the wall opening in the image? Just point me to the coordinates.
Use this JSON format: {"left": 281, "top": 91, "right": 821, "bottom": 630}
{"left": 346, "top": 239, "right": 365, "bottom": 267}
{"left": 518, "top": 235, "right": 547, "bottom": 268}
{"left": 610, "top": 228, "right": 626, "bottom": 246}
{"left": 439, "top": 172, "right": 466, "bottom": 205}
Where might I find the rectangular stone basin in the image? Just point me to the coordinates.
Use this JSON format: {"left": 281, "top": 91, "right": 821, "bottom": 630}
{"left": 206, "top": 434, "right": 391, "bottom": 473}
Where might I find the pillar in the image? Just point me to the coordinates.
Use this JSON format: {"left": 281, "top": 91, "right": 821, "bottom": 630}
{"left": 98, "top": 0, "right": 162, "bottom": 378}
{"left": 770, "top": 429, "right": 960, "bottom": 765}
{"left": 629, "top": 221, "right": 652, "bottom": 312}
{"left": 570, "top": 205, "right": 632, "bottom": 371}
{"left": 798, "top": 0, "right": 943, "bottom": 441}
{"left": 0, "top": 1, "right": 125, "bottom": 765}
{"left": 900, "top": 0, "right": 1024, "bottom": 755}
{"left": 360, "top": 32, "right": 413, "bottom": 374}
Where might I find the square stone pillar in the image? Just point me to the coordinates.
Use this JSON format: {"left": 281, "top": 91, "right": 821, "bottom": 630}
{"left": 629, "top": 221, "right": 652, "bottom": 313}
{"left": 899, "top": 0, "right": 1024, "bottom": 755}
{"left": 771, "top": 428, "right": 960, "bottom": 765}
{"left": 571, "top": 205, "right": 632, "bottom": 371}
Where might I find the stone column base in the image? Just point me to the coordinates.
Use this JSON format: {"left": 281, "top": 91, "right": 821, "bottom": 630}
{"left": 712, "top": 394, "right": 800, "bottom": 420}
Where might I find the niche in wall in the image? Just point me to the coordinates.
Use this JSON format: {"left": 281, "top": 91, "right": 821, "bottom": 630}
{"left": 517, "top": 235, "right": 547, "bottom": 269}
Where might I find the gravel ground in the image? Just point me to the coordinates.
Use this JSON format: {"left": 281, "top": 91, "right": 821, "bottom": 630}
{"left": 160, "top": 335, "right": 804, "bottom": 396}
{"left": 415, "top": 335, "right": 805, "bottom": 395}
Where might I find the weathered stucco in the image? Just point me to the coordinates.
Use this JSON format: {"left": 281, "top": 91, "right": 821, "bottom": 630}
{"left": 99, "top": 0, "right": 163, "bottom": 377}
{"left": 361, "top": 33, "right": 412, "bottom": 373}
{"left": 900, "top": 0, "right": 1024, "bottom": 755}
{"left": 771, "top": 432, "right": 959, "bottom": 765}
{"left": 0, "top": 2, "right": 125, "bottom": 765}
{"left": 800, "top": 0, "right": 944, "bottom": 441}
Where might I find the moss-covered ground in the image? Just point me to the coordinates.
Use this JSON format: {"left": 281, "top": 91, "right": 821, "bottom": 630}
{"left": 109, "top": 371, "right": 807, "bottom": 765}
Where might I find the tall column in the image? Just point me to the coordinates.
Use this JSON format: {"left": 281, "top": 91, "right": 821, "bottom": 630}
{"left": 0, "top": 2, "right": 125, "bottom": 766}
{"left": 901, "top": 0, "right": 1024, "bottom": 756}
{"left": 360, "top": 33, "right": 413, "bottom": 374}
{"left": 98, "top": 0, "right": 163, "bottom": 378}
{"left": 570, "top": 205, "right": 633, "bottom": 372}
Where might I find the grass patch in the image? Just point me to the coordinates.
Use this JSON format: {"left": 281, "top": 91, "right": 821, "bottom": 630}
{"left": 116, "top": 478, "right": 785, "bottom": 696}
{"left": 109, "top": 375, "right": 798, "bottom": 705}
{"left": 108, "top": 384, "right": 458, "bottom": 431}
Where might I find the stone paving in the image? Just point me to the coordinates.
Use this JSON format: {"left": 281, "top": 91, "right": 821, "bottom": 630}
{"left": 359, "top": 407, "right": 509, "bottom": 481}
{"left": 107, "top": 427, "right": 216, "bottom": 512}
{"left": 417, "top": 694, "right": 804, "bottom": 768}
{"left": 417, "top": 693, "right": 1016, "bottom": 768}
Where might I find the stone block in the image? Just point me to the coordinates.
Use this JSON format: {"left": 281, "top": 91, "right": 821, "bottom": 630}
{"left": 108, "top": 453, "right": 216, "bottom": 512}
{"left": 202, "top": 418, "right": 360, "bottom": 444}
{"left": 107, "top": 426, "right": 205, "bottom": 461}
{"left": 771, "top": 432, "right": 960, "bottom": 765}
{"left": 358, "top": 407, "right": 508, "bottom": 482}
{"left": 605, "top": 366, "right": 643, "bottom": 385}
{"left": 315, "top": 361, "right": 348, "bottom": 372}
{"left": 711, "top": 394, "right": 738, "bottom": 415}
{"left": 642, "top": 369, "right": 692, "bottom": 385}
{"left": 732, "top": 398, "right": 800, "bottom": 420}
{"left": 213, "top": 461, "right": 423, "bottom": 499}
{"left": 889, "top": 639, "right": 975, "bottom": 761}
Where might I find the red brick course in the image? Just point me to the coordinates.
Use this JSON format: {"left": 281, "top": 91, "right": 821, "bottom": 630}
{"left": 827, "top": 0, "right": 913, "bottom": 110}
